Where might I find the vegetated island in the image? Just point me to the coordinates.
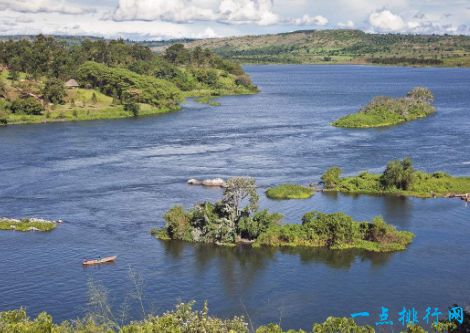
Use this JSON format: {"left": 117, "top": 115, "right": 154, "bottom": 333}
{"left": 0, "top": 217, "right": 58, "bottom": 232}
{"left": 265, "top": 184, "right": 314, "bottom": 200}
{"left": 152, "top": 177, "right": 414, "bottom": 252}
{"left": 1, "top": 302, "right": 464, "bottom": 332}
{"left": 332, "top": 87, "right": 435, "bottom": 128}
{"left": 0, "top": 36, "right": 257, "bottom": 126}
{"left": 321, "top": 158, "right": 470, "bottom": 200}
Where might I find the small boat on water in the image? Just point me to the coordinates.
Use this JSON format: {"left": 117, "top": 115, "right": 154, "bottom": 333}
{"left": 82, "top": 255, "right": 117, "bottom": 266}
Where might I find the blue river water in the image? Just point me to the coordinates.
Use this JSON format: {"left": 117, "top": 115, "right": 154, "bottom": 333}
{"left": 0, "top": 65, "right": 469, "bottom": 330}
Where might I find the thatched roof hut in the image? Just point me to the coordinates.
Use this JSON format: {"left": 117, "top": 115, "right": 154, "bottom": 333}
{"left": 64, "top": 79, "right": 79, "bottom": 88}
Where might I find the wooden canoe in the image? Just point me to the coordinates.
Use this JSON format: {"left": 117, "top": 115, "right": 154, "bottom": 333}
{"left": 82, "top": 255, "right": 117, "bottom": 266}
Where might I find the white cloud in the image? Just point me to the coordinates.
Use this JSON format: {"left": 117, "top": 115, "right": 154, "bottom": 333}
{"left": 112, "top": 0, "right": 280, "bottom": 26}
{"left": 367, "top": 8, "right": 470, "bottom": 35}
{"left": 113, "top": 0, "right": 216, "bottom": 23}
{"left": 368, "top": 9, "right": 406, "bottom": 32}
{"left": 218, "top": 0, "right": 279, "bottom": 25}
{"left": 291, "top": 14, "right": 328, "bottom": 26}
{"left": 338, "top": 20, "right": 354, "bottom": 28}
{"left": 0, "top": 0, "right": 94, "bottom": 15}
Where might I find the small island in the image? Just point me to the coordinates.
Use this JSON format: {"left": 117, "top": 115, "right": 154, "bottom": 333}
{"left": 265, "top": 184, "right": 314, "bottom": 200}
{"left": 152, "top": 177, "right": 414, "bottom": 252}
{"left": 332, "top": 87, "right": 436, "bottom": 128}
{"left": 0, "top": 218, "right": 58, "bottom": 232}
{"left": 321, "top": 158, "right": 470, "bottom": 199}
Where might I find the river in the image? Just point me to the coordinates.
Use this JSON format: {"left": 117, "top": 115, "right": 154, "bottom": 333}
{"left": 0, "top": 65, "right": 469, "bottom": 330}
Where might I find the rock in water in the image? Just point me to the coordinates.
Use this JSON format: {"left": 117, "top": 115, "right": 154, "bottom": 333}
{"left": 187, "top": 178, "right": 226, "bottom": 187}
{"left": 201, "top": 178, "right": 226, "bottom": 187}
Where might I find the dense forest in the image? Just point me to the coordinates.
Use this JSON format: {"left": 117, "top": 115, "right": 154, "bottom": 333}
{"left": 0, "top": 35, "right": 256, "bottom": 125}
{"left": 159, "top": 29, "right": 470, "bottom": 66}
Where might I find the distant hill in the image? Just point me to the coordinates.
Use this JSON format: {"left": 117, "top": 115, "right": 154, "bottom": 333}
{"left": 153, "top": 29, "right": 470, "bottom": 67}
{"left": 3, "top": 30, "right": 470, "bottom": 66}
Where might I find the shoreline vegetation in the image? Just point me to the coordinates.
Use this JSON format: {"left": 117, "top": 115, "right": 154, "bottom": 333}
{"left": 332, "top": 87, "right": 436, "bottom": 128}
{"left": 0, "top": 304, "right": 462, "bottom": 333}
{"left": 152, "top": 177, "right": 414, "bottom": 252}
{"left": 0, "top": 217, "right": 58, "bottom": 232}
{"left": 0, "top": 36, "right": 257, "bottom": 126}
{"left": 265, "top": 184, "right": 314, "bottom": 200}
{"left": 321, "top": 159, "right": 470, "bottom": 199}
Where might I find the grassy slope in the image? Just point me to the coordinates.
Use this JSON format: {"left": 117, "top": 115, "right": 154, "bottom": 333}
{"left": 332, "top": 171, "right": 470, "bottom": 198}
{"left": 156, "top": 29, "right": 470, "bottom": 67}
{"left": 265, "top": 184, "right": 314, "bottom": 199}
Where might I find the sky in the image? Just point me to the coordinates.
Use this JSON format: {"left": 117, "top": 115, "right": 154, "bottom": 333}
{"left": 0, "top": 0, "right": 469, "bottom": 40}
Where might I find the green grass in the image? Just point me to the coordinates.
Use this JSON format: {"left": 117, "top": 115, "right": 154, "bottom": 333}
{"left": 332, "top": 170, "right": 470, "bottom": 198}
{"left": 0, "top": 218, "right": 57, "bottom": 232}
{"left": 265, "top": 184, "right": 314, "bottom": 200}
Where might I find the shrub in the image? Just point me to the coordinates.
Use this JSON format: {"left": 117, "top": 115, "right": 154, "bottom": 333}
{"left": 380, "top": 157, "right": 414, "bottom": 190}
{"left": 10, "top": 97, "right": 44, "bottom": 115}
{"left": 123, "top": 101, "right": 140, "bottom": 116}
{"left": 312, "top": 316, "right": 374, "bottom": 333}
{"left": 0, "top": 109, "right": 7, "bottom": 125}
{"left": 321, "top": 167, "right": 342, "bottom": 189}
{"left": 302, "top": 211, "right": 354, "bottom": 246}
{"left": 238, "top": 210, "right": 283, "bottom": 240}
{"left": 163, "top": 205, "right": 192, "bottom": 241}
{"left": 235, "top": 74, "right": 253, "bottom": 87}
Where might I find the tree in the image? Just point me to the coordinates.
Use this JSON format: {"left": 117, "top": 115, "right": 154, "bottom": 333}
{"left": 321, "top": 167, "right": 342, "bottom": 189}
{"left": 42, "top": 78, "right": 65, "bottom": 104}
{"left": 222, "top": 177, "right": 259, "bottom": 223}
{"left": 380, "top": 157, "right": 415, "bottom": 190}
{"left": 164, "top": 44, "right": 190, "bottom": 65}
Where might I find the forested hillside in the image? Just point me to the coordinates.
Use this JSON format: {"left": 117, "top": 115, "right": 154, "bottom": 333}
{"left": 155, "top": 29, "right": 470, "bottom": 66}
{"left": 0, "top": 36, "right": 256, "bottom": 125}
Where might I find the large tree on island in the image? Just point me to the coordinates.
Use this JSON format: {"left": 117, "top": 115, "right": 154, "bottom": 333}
{"left": 222, "top": 177, "right": 259, "bottom": 223}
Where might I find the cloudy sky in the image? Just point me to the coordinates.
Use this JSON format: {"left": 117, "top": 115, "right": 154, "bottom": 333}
{"left": 0, "top": 0, "right": 469, "bottom": 40}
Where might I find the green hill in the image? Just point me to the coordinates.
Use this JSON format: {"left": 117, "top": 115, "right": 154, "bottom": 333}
{"left": 157, "top": 29, "right": 470, "bottom": 67}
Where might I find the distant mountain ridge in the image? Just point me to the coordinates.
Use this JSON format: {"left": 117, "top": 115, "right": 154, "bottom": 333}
{"left": 2, "top": 30, "right": 470, "bottom": 66}
{"left": 157, "top": 29, "right": 470, "bottom": 67}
